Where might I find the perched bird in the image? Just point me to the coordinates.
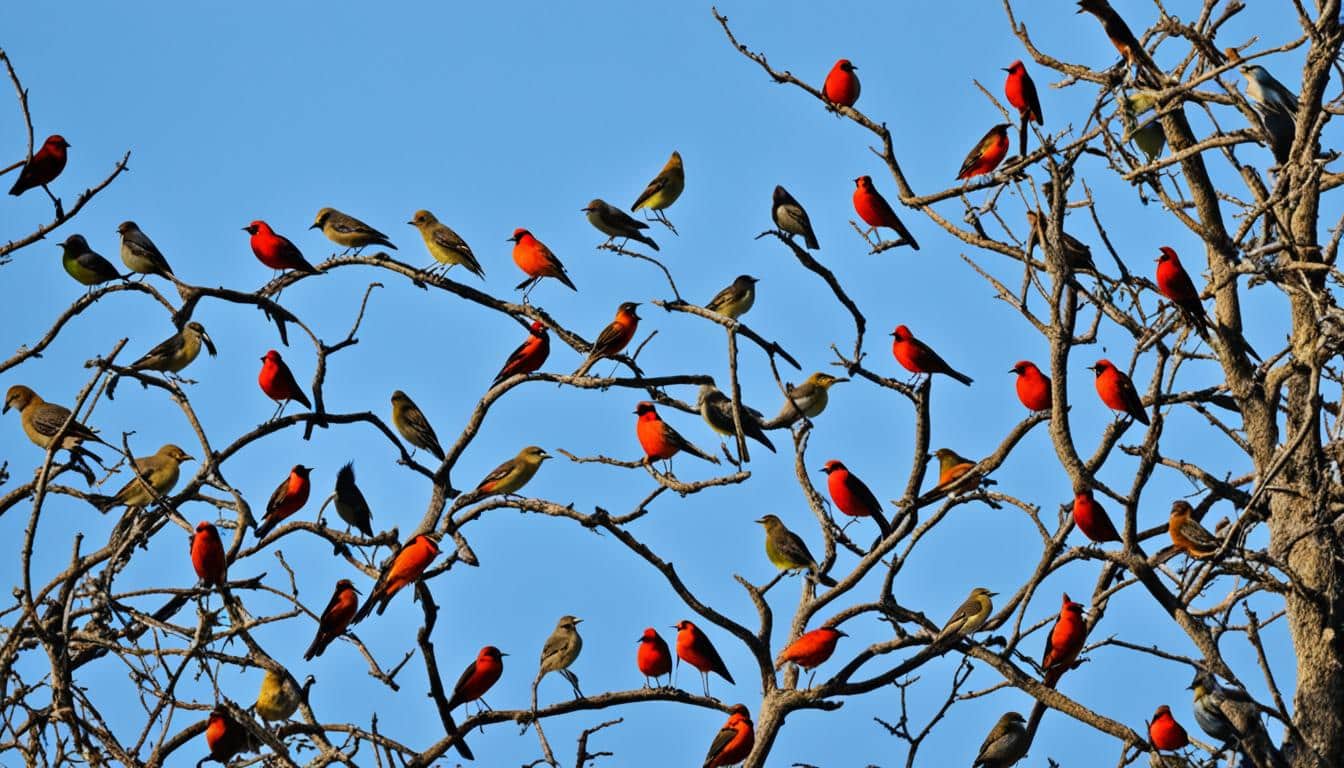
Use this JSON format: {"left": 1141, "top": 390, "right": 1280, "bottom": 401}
{"left": 493, "top": 320, "right": 551, "bottom": 386}
{"left": 704, "top": 275, "right": 758, "bottom": 320}
{"left": 474, "top": 445, "right": 551, "bottom": 497}
{"left": 409, "top": 209, "right": 484, "bottom": 278}
{"left": 258, "top": 350, "right": 311, "bottom": 419}
{"left": 891, "top": 325, "right": 973, "bottom": 385}
{"left": 311, "top": 207, "right": 396, "bottom": 253}
{"left": 8, "top": 134, "right": 70, "bottom": 199}
{"left": 245, "top": 220, "right": 320, "bottom": 275}
{"left": 575, "top": 302, "right": 640, "bottom": 375}
{"left": 1076, "top": 0, "right": 1163, "bottom": 80}
{"left": 303, "top": 579, "right": 360, "bottom": 660}
{"left": 1168, "top": 500, "right": 1221, "bottom": 559}
{"left": 582, "top": 199, "right": 659, "bottom": 251}
{"left": 353, "top": 532, "right": 442, "bottom": 622}
{"left": 255, "top": 465, "right": 313, "bottom": 540}
{"left": 630, "top": 151, "right": 684, "bottom": 230}
{"left": 957, "top": 124, "right": 1012, "bottom": 180}
{"left": 972, "top": 711, "right": 1029, "bottom": 767}
{"left": 933, "top": 587, "right": 996, "bottom": 646}
{"left": 1122, "top": 93, "right": 1166, "bottom": 163}
{"left": 391, "top": 390, "right": 445, "bottom": 461}
{"left": 637, "top": 628, "right": 673, "bottom": 688}
{"left": 1091, "top": 359, "right": 1149, "bottom": 425}
{"left": 822, "top": 59, "right": 861, "bottom": 108}
{"left": 88, "top": 444, "right": 193, "bottom": 511}
{"left": 332, "top": 462, "right": 373, "bottom": 538}
{"left": 190, "top": 521, "right": 227, "bottom": 588}
{"left": 1004, "top": 60, "right": 1043, "bottom": 156}
{"left": 772, "top": 186, "right": 819, "bottom": 249}
{"left": 702, "top": 705, "right": 754, "bottom": 768}
{"left": 1189, "top": 670, "right": 1283, "bottom": 766}
{"left": 1149, "top": 705, "right": 1190, "bottom": 751}
{"left": 1155, "top": 246, "right": 1211, "bottom": 341}
{"left": 1024, "top": 210, "right": 1097, "bottom": 274}
{"left": 1010, "top": 361, "right": 1051, "bottom": 412}
{"left": 255, "top": 667, "right": 308, "bottom": 722}
{"left": 852, "top": 176, "right": 919, "bottom": 249}
{"left": 1072, "top": 489, "right": 1121, "bottom": 544}
{"left": 635, "top": 401, "right": 720, "bottom": 467}
{"left": 763, "top": 372, "right": 848, "bottom": 429}
{"left": 128, "top": 322, "right": 217, "bottom": 377}
{"left": 1041, "top": 593, "right": 1087, "bottom": 687}
{"left": 59, "top": 234, "right": 122, "bottom": 287}
{"left": 775, "top": 627, "right": 846, "bottom": 675}
{"left": 117, "top": 221, "right": 175, "bottom": 280}
{"left": 536, "top": 615, "right": 585, "bottom": 699}
{"left": 1240, "top": 64, "right": 1298, "bottom": 164}
{"left": 3, "top": 385, "right": 109, "bottom": 460}
{"left": 448, "top": 645, "right": 507, "bottom": 711}
{"left": 755, "top": 514, "right": 837, "bottom": 587}
{"left": 509, "top": 228, "right": 576, "bottom": 295}
{"left": 697, "top": 385, "right": 775, "bottom": 454}
{"left": 819, "top": 459, "right": 890, "bottom": 535}
{"left": 674, "top": 620, "right": 734, "bottom": 697}
{"left": 200, "top": 706, "right": 258, "bottom": 766}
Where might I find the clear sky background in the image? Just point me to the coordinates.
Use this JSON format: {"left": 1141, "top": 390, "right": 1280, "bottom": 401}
{"left": 0, "top": 2, "right": 1324, "bottom": 766}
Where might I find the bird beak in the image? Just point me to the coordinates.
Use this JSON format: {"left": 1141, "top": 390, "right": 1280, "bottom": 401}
{"left": 308, "top": 222, "right": 320, "bottom": 230}
{"left": 836, "top": 630, "right": 849, "bottom": 637}
{"left": 539, "top": 451, "right": 552, "bottom": 461}
{"left": 202, "top": 332, "right": 218, "bottom": 357}
{"left": 1, "top": 403, "right": 9, "bottom": 414}
{"left": 573, "top": 618, "right": 583, "bottom": 624}
{"left": 1001, "top": 67, "right": 1011, "bottom": 72}
{"left": 240, "top": 227, "right": 251, "bottom": 232}
{"left": 182, "top": 454, "right": 196, "bottom": 462}
{"left": 753, "top": 517, "right": 766, "bottom": 524}
{"left": 832, "top": 377, "right": 849, "bottom": 384}
{"left": 500, "top": 652, "right": 509, "bottom": 657}
{"left": 259, "top": 355, "right": 266, "bottom": 362}
{"left": 987, "top": 591, "right": 999, "bottom": 597}
{"left": 406, "top": 219, "right": 416, "bottom": 225}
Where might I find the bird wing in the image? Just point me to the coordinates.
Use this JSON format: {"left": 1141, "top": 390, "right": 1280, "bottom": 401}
{"left": 431, "top": 225, "right": 480, "bottom": 268}
{"left": 476, "top": 458, "right": 517, "bottom": 490}
{"left": 132, "top": 332, "right": 185, "bottom": 369}
{"left": 604, "top": 204, "right": 649, "bottom": 231}
{"left": 448, "top": 660, "right": 480, "bottom": 705}
{"left": 780, "top": 529, "right": 817, "bottom": 567}
{"left": 540, "top": 631, "right": 570, "bottom": 665}
{"left": 590, "top": 321, "right": 627, "bottom": 356}
{"left": 30, "top": 404, "right": 97, "bottom": 441}
{"left": 267, "top": 476, "right": 293, "bottom": 514}
{"left": 847, "top": 475, "right": 882, "bottom": 515}
{"left": 941, "top": 596, "right": 978, "bottom": 634}
{"left": 704, "top": 283, "right": 741, "bottom": 312}
{"left": 331, "top": 213, "right": 388, "bottom": 240}
{"left": 632, "top": 173, "right": 670, "bottom": 210}
{"left": 702, "top": 724, "right": 737, "bottom": 764}
{"left": 1179, "top": 519, "right": 1220, "bottom": 549}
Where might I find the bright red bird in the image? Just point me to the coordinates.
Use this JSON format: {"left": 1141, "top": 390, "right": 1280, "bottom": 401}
{"left": 245, "top": 220, "right": 320, "bottom": 274}
{"left": 258, "top": 349, "right": 311, "bottom": 418}
{"left": 703, "top": 705, "right": 754, "bottom": 768}
{"left": 1155, "top": 246, "right": 1211, "bottom": 340}
{"left": 1004, "top": 61, "right": 1043, "bottom": 125}
{"left": 1148, "top": 705, "right": 1190, "bottom": 751}
{"left": 492, "top": 320, "right": 550, "bottom": 385}
{"left": 255, "top": 464, "right": 312, "bottom": 539}
{"left": 819, "top": 459, "right": 891, "bottom": 536}
{"left": 822, "top": 59, "right": 860, "bottom": 107}
{"left": 775, "top": 627, "right": 846, "bottom": 671}
{"left": 201, "top": 706, "right": 257, "bottom": 765}
{"left": 353, "top": 533, "right": 441, "bottom": 622}
{"left": 892, "top": 325, "right": 973, "bottom": 385}
{"left": 1091, "top": 359, "right": 1149, "bottom": 425}
{"left": 635, "top": 401, "right": 720, "bottom": 466}
{"left": 509, "top": 228, "right": 576, "bottom": 293}
{"left": 9, "top": 134, "right": 70, "bottom": 197}
{"left": 448, "top": 645, "right": 506, "bottom": 710}
{"left": 1072, "top": 489, "right": 1121, "bottom": 543}
{"left": 303, "top": 578, "right": 360, "bottom": 660}
{"left": 637, "top": 627, "right": 673, "bottom": 687}
{"left": 1010, "top": 360, "right": 1051, "bottom": 411}
{"left": 675, "top": 619, "right": 735, "bottom": 697}
{"left": 852, "top": 176, "right": 919, "bottom": 250}
{"left": 191, "top": 521, "right": 227, "bottom": 587}
{"left": 957, "top": 124, "right": 1012, "bottom": 180}
{"left": 1042, "top": 593, "right": 1087, "bottom": 687}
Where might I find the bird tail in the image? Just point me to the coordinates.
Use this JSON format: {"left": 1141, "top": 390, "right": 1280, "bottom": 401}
{"left": 813, "top": 568, "right": 837, "bottom": 588}
{"left": 803, "top": 230, "right": 820, "bottom": 250}
{"left": 891, "top": 215, "right": 920, "bottom": 251}
{"left": 254, "top": 517, "right": 277, "bottom": 541}
{"left": 1018, "top": 116, "right": 1029, "bottom": 157}
{"left": 684, "top": 441, "right": 722, "bottom": 465}
{"left": 634, "top": 232, "right": 660, "bottom": 252}
{"left": 871, "top": 509, "right": 892, "bottom": 538}
{"left": 746, "top": 424, "right": 776, "bottom": 453}
{"left": 444, "top": 712, "right": 475, "bottom": 760}
{"left": 351, "top": 592, "right": 379, "bottom": 624}
{"left": 557, "top": 272, "right": 578, "bottom": 291}
{"left": 302, "top": 637, "right": 325, "bottom": 661}
{"left": 87, "top": 494, "right": 116, "bottom": 513}
{"left": 948, "top": 368, "right": 974, "bottom": 386}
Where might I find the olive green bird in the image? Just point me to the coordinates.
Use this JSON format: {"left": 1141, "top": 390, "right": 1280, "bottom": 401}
{"left": 311, "top": 207, "right": 397, "bottom": 253}
{"left": 132, "top": 322, "right": 217, "bottom": 375}
{"left": 474, "top": 445, "right": 551, "bottom": 498}
{"left": 582, "top": 198, "right": 659, "bottom": 251}
{"left": 763, "top": 372, "right": 848, "bottom": 429}
{"left": 535, "top": 615, "right": 584, "bottom": 700}
{"left": 630, "top": 151, "right": 684, "bottom": 232}
{"left": 932, "top": 587, "right": 996, "bottom": 646}
{"left": 88, "top": 443, "right": 194, "bottom": 511}
{"left": 704, "top": 275, "right": 758, "bottom": 320}
{"left": 409, "top": 209, "right": 484, "bottom": 279}
{"left": 696, "top": 384, "right": 775, "bottom": 453}
{"left": 973, "top": 712, "right": 1029, "bottom": 767}
{"left": 391, "top": 390, "right": 445, "bottom": 461}
{"left": 59, "top": 234, "right": 123, "bottom": 288}
{"left": 755, "top": 514, "right": 837, "bottom": 587}
{"left": 1122, "top": 92, "right": 1165, "bottom": 163}
{"left": 117, "top": 221, "right": 176, "bottom": 280}
{"left": 3, "top": 385, "right": 110, "bottom": 463}
{"left": 255, "top": 666, "right": 311, "bottom": 721}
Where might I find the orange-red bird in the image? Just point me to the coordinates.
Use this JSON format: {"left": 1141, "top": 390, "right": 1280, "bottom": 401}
{"left": 822, "top": 59, "right": 860, "bottom": 108}
{"left": 258, "top": 350, "right": 311, "bottom": 419}
{"left": 1072, "top": 489, "right": 1121, "bottom": 544}
{"left": 1041, "top": 593, "right": 1087, "bottom": 687}
{"left": 820, "top": 459, "right": 891, "bottom": 536}
{"left": 1149, "top": 705, "right": 1190, "bottom": 751}
{"left": 892, "top": 325, "right": 973, "bottom": 385}
{"left": 509, "top": 228, "right": 576, "bottom": 293}
{"left": 637, "top": 627, "right": 673, "bottom": 687}
{"left": 304, "top": 579, "right": 360, "bottom": 660}
{"left": 957, "top": 124, "right": 1012, "bottom": 180}
{"left": 675, "top": 619, "right": 735, "bottom": 697}
{"left": 1091, "top": 359, "right": 1149, "bottom": 425}
{"left": 353, "top": 532, "right": 441, "bottom": 622}
{"left": 1155, "top": 246, "right": 1211, "bottom": 341}
{"left": 191, "top": 521, "right": 227, "bottom": 588}
{"left": 775, "top": 627, "right": 846, "bottom": 671}
{"left": 575, "top": 302, "right": 640, "bottom": 375}
{"left": 448, "top": 646, "right": 506, "bottom": 710}
{"left": 493, "top": 320, "right": 550, "bottom": 385}
{"left": 852, "top": 176, "right": 919, "bottom": 250}
{"left": 635, "top": 401, "right": 720, "bottom": 466}
{"left": 201, "top": 706, "right": 257, "bottom": 765}
{"left": 254, "top": 464, "right": 312, "bottom": 540}
{"left": 245, "top": 220, "right": 320, "bottom": 274}
{"left": 703, "top": 705, "right": 754, "bottom": 768}
{"left": 1004, "top": 61, "right": 1043, "bottom": 125}
{"left": 9, "top": 134, "right": 70, "bottom": 197}
{"left": 1076, "top": 0, "right": 1162, "bottom": 80}
{"left": 1011, "top": 360, "right": 1051, "bottom": 411}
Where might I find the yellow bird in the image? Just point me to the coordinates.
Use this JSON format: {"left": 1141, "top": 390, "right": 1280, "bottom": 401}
{"left": 59, "top": 234, "right": 122, "bottom": 288}
{"left": 474, "top": 446, "right": 551, "bottom": 497}
{"left": 630, "top": 151, "right": 685, "bottom": 231}
{"left": 89, "top": 443, "right": 194, "bottom": 511}
{"left": 130, "top": 322, "right": 217, "bottom": 375}
{"left": 311, "top": 207, "right": 396, "bottom": 253}
{"left": 255, "top": 666, "right": 309, "bottom": 721}
{"left": 933, "top": 587, "right": 996, "bottom": 645}
{"left": 755, "top": 514, "right": 836, "bottom": 587}
{"left": 763, "top": 372, "right": 848, "bottom": 429}
{"left": 704, "top": 275, "right": 758, "bottom": 320}
{"left": 3, "top": 385, "right": 109, "bottom": 458}
{"left": 409, "top": 209, "right": 484, "bottom": 279}
{"left": 923, "top": 448, "right": 984, "bottom": 501}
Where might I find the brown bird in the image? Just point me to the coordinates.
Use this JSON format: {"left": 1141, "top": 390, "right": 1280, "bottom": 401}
{"left": 1169, "top": 500, "right": 1222, "bottom": 559}
{"left": 1076, "top": 0, "right": 1163, "bottom": 81}
{"left": 3, "top": 385, "right": 109, "bottom": 465}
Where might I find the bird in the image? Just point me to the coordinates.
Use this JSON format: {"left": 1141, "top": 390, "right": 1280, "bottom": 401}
{"left": 311, "top": 207, "right": 396, "bottom": 253}
{"left": 1189, "top": 670, "right": 1283, "bottom": 765}
{"left": 635, "top": 401, "right": 721, "bottom": 467}
{"left": 127, "top": 322, "right": 217, "bottom": 378}
{"left": 1072, "top": 489, "right": 1121, "bottom": 544}
{"left": 637, "top": 628, "right": 673, "bottom": 688}
{"left": 255, "top": 667, "right": 308, "bottom": 722}
{"left": 190, "top": 521, "right": 227, "bottom": 588}
{"left": 244, "top": 220, "right": 321, "bottom": 275}
{"left": 1004, "top": 60, "right": 1043, "bottom": 156}
{"left": 1149, "top": 705, "right": 1190, "bottom": 751}
{"left": 9, "top": 134, "right": 70, "bottom": 200}
{"left": 630, "top": 151, "right": 684, "bottom": 231}
{"left": 492, "top": 320, "right": 550, "bottom": 386}
{"left": 1010, "top": 361, "right": 1051, "bottom": 412}
{"left": 957, "top": 124, "right": 1012, "bottom": 180}
{"left": 353, "top": 532, "right": 442, "bottom": 622}
{"left": 1121, "top": 93, "right": 1165, "bottom": 163}
{"left": 391, "top": 390, "right": 445, "bottom": 461}
{"left": 774, "top": 627, "right": 846, "bottom": 683}
{"left": 772, "top": 186, "right": 819, "bottom": 249}
{"left": 1168, "top": 500, "right": 1221, "bottom": 559}
{"left": 928, "top": 449, "right": 988, "bottom": 509}
{"left": 1024, "top": 210, "right": 1096, "bottom": 274}
{"left": 891, "top": 325, "right": 973, "bottom": 385}
{"left": 704, "top": 275, "right": 758, "bottom": 320}
{"left": 89, "top": 444, "right": 194, "bottom": 511}
{"left": 509, "top": 228, "right": 576, "bottom": 296}
{"left": 200, "top": 706, "right": 258, "bottom": 766}
{"left": 448, "top": 645, "right": 507, "bottom": 712}
{"left": 582, "top": 199, "right": 659, "bottom": 251}
{"left": 536, "top": 615, "right": 585, "bottom": 699}
{"left": 674, "top": 620, "right": 734, "bottom": 697}
{"left": 702, "top": 705, "right": 754, "bottom": 768}
{"left": 258, "top": 350, "right": 311, "bottom": 420}
{"left": 1156, "top": 246, "right": 1211, "bottom": 341}
{"left": 117, "top": 221, "right": 175, "bottom": 280}
{"left": 1091, "top": 359, "right": 1150, "bottom": 425}
{"left": 303, "top": 579, "right": 360, "bottom": 660}
{"left": 1076, "top": 0, "right": 1163, "bottom": 81}
{"left": 3, "top": 385, "right": 109, "bottom": 461}
{"left": 822, "top": 59, "right": 860, "bottom": 108}
{"left": 852, "top": 176, "right": 919, "bottom": 249}
{"left": 474, "top": 445, "right": 551, "bottom": 497}
{"left": 1240, "top": 64, "right": 1298, "bottom": 164}
{"left": 1041, "top": 593, "right": 1087, "bottom": 687}
{"left": 763, "top": 372, "right": 848, "bottom": 429}
{"left": 697, "top": 385, "right": 775, "bottom": 454}
{"left": 819, "top": 459, "right": 891, "bottom": 536}
{"left": 331, "top": 462, "right": 373, "bottom": 538}
{"left": 933, "top": 587, "right": 996, "bottom": 646}
{"left": 972, "top": 711, "right": 1029, "bottom": 767}
{"left": 755, "top": 514, "right": 837, "bottom": 587}
{"left": 408, "top": 209, "right": 484, "bottom": 278}
{"left": 255, "top": 465, "right": 313, "bottom": 540}
{"left": 58, "top": 234, "right": 122, "bottom": 288}
{"left": 575, "top": 302, "right": 640, "bottom": 375}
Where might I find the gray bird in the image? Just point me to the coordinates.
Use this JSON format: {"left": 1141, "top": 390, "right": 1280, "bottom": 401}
{"left": 117, "top": 221, "right": 175, "bottom": 279}
{"left": 582, "top": 199, "right": 659, "bottom": 251}
{"left": 129, "top": 321, "right": 217, "bottom": 376}
{"left": 1241, "top": 65, "right": 1298, "bottom": 165}
{"left": 1024, "top": 210, "right": 1096, "bottom": 274}
{"left": 332, "top": 462, "right": 373, "bottom": 538}
{"left": 536, "top": 615, "right": 584, "bottom": 699}
{"left": 755, "top": 514, "right": 837, "bottom": 587}
{"left": 772, "top": 185, "right": 819, "bottom": 249}
{"left": 311, "top": 207, "right": 397, "bottom": 253}
{"left": 973, "top": 711, "right": 1029, "bottom": 767}
{"left": 703, "top": 275, "right": 758, "bottom": 320}
{"left": 697, "top": 384, "right": 775, "bottom": 453}
{"left": 58, "top": 234, "right": 122, "bottom": 288}
{"left": 762, "top": 372, "right": 848, "bottom": 430}
{"left": 1189, "top": 671, "right": 1284, "bottom": 767}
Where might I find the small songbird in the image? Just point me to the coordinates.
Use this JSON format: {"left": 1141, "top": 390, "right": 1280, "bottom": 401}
{"left": 1122, "top": 93, "right": 1166, "bottom": 163}
{"left": 9, "top": 134, "right": 70, "bottom": 199}
{"left": 1155, "top": 246, "right": 1211, "bottom": 341}
{"left": 117, "top": 221, "right": 175, "bottom": 280}
{"left": 200, "top": 706, "right": 258, "bottom": 766}
{"left": 630, "top": 151, "right": 685, "bottom": 231}
{"left": 853, "top": 175, "right": 919, "bottom": 249}
{"left": 303, "top": 579, "right": 360, "bottom": 660}
{"left": 353, "top": 532, "right": 442, "bottom": 622}
{"left": 925, "top": 447, "right": 981, "bottom": 500}
{"left": 674, "top": 619, "right": 734, "bottom": 697}
{"left": 636, "top": 628, "right": 673, "bottom": 688}
{"left": 474, "top": 445, "right": 551, "bottom": 498}
{"left": 774, "top": 627, "right": 846, "bottom": 678}
{"left": 331, "top": 462, "right": 373, "bottom": 538}
{"left": 391, "top": 390, "right": 445, "bottom": 461}
{"left": 509, "top": 228, "right": 577, "bottom": 295}
{"left": 59, "top": 234, "right": 122, "bottom": 288}
{"left": 772, "top": 185, "right": 819, "bottom": 249}
{"left": 190, "top": 521, "right": 227, "bottom": 588}
{"left": 704, "top": 275, "right": 758, "bottom": 320}
{"left": 255, "top": 465, "right": 313, "bottom": 540}
{"left": 1041, "top": 593, "right": 1087, "bottom": 687}
{"left": 258, "top": 350, "right": 311, "bottom": 420}
{"left": 755, "top": 514, "right": 837, "bottom": 587}
{"left": 448, "top": 646, "right": 507, "bottom": 711}
{"left": 1004, "top": 60, "right": 1043, "bottom": 156}
{"left": 1010, "top": 360, "right": 1051, "bottom": 412}
{"left": 822, "top": 59, "right": 861, "bottom": 108}
{"left": 245, "top": 220, "right": 320, "bottom": 275}
{"left": 972, "top": 711, "right": 1029, "bottom": 767}
{"left": 1024, "top": 210, "right": 1097, "bottom": 274}
{"left": 582, "top": 198, "right": 659, "bottom": 251}
{"left": 129, "top": 322, "right": 217, "bottom": 378}
{"left": 763, "top": 372, "right": 848, "bottom": 429}
{"left": 255, "top": 667, "right": 308, "bottom": 722}
{"left": 933, "top": 587, "right": 996, "bottom": 646}
{"left": 1189, "top": 670, "right": 1273, "bottom": 761}
{"left": 819, "top": 459, "right": 891, "bottom": 536}
{"left": 635, "top": 401, "right": 720, "bottom": 467}
{"left": 536, "top": 615, "right": 585, "bottom": 699}
{"left": 1072, "top": 489, "right": 1121, "bottom": 544}
{"left": 311, "top": 207, "right": 396, "bottom": 253}
{"left": 1076, "top": 0, "right": 1163, "bottom": 81}
{"left": 703, "top": 705, "right": 754, "bottom": 768}
{"left": 1240, "top": 64, "right": 1298, "bottom": 164}
{"left": 409, "top": 209, "right": 484, "bottom": 278}
{"left": 1149, "top": 705, "right": 1190, "bottom": 751}
{"left": 1091, "top": 359, "right": 1149, "bottom": 425}
{"left": 492, "top": 320, "right": 550, "bottom": 385}
{"left": 1168, "top": 500, "right": 1221, "bottom": 559}
{"left": 697, "top": 384, "right": 775, "bottom": 454}
{"left": 575, "top": 302, "right": 640, "bottom": 375}
{"left": 3, "top": 385, "right": 109, "bottom": 460}
{"left": 957, "top": 124, "right": 1013, "bottom": 180}
{"left": 891, "top": 325, "right": 973, "bottom": 385}
{"left": 89, "top": 444, "right": 194, "bottom": 511}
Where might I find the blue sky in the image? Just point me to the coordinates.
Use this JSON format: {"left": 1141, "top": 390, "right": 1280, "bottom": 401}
{"left": 0, "top": 2, "right": 1318, "bottom": 766}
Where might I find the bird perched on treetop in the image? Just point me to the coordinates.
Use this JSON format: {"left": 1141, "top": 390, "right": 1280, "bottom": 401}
{"left": 574, "top": 302, "right": 640, "bottom": 376}
{"left": 89, "top": 444, "right": 194, "bottom": 511}
{"left": 127, "top": 322, "right": 217, "bottom": 380}
{"left": 117, "top": 221, "right": 175, "bottom": 280}
{"left": 245, "top": 220, "right": 321, "bottom": 275}
{"left": 311, "top": 207, "right": 396, "bottom": 253}
{"left": 58, "top": 234, "right": 122, "bottom": 288}
{"left": 957, "top": 124, "right": 1012, "bottom": 180}
{"left": 408, "top": 209, "right": 483, "bottom": 278}
{"left": 582, "top": 198, "right": 659, "bottom": 251}
{"left": 510, "top": 228, "right": 576, "bottom": 296}
{"left": 924, "top": 448, "right": 984, "bottom": 501}
{"left": 704, "top": 275, "right": 758, "bottom": 320}
{"left": 474, "top": 445, "right": 551, "bottom": 498}
{"left": 1091, "top": 359, "right": 1150, "bottom": 425}
{"left": 1010, "top": 360, "right": 1051, "bottom": 412}
{"left": 353, "top": 533, "right": 441, "bottom": 622}
{"left": 391, "top": 390, "right": 446, "bottom": 461}
{"left": 822, "top": 59, "right": 860, "bottom": 108}
{"left": 255, "top": 464, "right": 313, "bottom": 540}
{"left": 1168, "top": 500, "right": 1222, "bottom": 559}
{"left": 1041, "top": 593, "right": 1088, "bottom": 687}
{"left": 775, "top": 627, "right": 846, "bottom": 674}
{"left": 9, "top": 134, "right": 70, "bottom": 201}
{"left": 1149, "top": 705, "right": 1190, "bottom": 751}
{"left": 1024, "top": 210, "right": 1097, "bottom": 275}
{"left": 637, "top": 628, "right": 672, "bottom": 688}
{"left": 674, "top": 619, "right": 734, "bottom": 698}
{"left": 702, "top": 705, "right": 754, "bottom": 768}
{"left": 853, "top": 175, "right": 919, "bottom": 250}
{"left": 536, "top": 615, "right": 584, "bottom": 699}
{"left": 933, "top": 587, "right": 996, "bottom": 647}
{"left": 444, "top": 647, "right": 508, "bottom": 759}
{"left": 763, "top": 372, "right": 848, "bottom": 429}
{"left": 304, "top": 579, "right": 360, "bottom": 660}
{"left": 1189, "top": 669, "right": 1285, "bottom": 767}
{"left": 772, "top": 185, "right": 819, "bottom": 249}
{"left": 255, "top": 666, "right": 310, "bottom": 722}
{"left": 492, "top": 320, "right": 551, "bottom": 386}
{"left": 1155, "top": 246, "right": 1212, "bottom": 342}
{"left": 972, "top": 711, "right": 1029, "bottom": 767}
{"left": 1072, "top": 489, "right": 1121, "bottom": 544}
{"left": 631, "top": 151, "right": 684, "bottom": 232}
{"left": 820, "top": 459, "right": 891, "bottom": 536}
{"left": 697, "top": 384, "right": 775, "bottom": 454}
{"left": 635, "top": 401, "right": 720, "bottom": 468}
{"left": 200, "top": 706, "right": 258, "bottom": 766}
{"left": 330, "top": 462, "right": 373, "bottom": 538}
{"left": 1004, "top": 60, "right": 1043, "bottom": 156}
{"left": 3, "top": 385, "right": 109, "bottom": 465}
{"left": 258, "top": 350, "right": 311, "bottom": 420}
{"left": 1076, "top": 0, "right": 1163, "bottom": 82}
{"left": 755, "top": 514, "right": 837, "bottom": 587}
{"left": 190, "top": 521, "right": 227, "bottom": 588}
{"left": 891, "top": 325, "right": 973, "bottom": 385}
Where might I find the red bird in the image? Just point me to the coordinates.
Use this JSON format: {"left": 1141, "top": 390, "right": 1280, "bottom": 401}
{"left": 1091, "top": 359, "right": 1150, "bottom": 425}
{"left": 448, "top": 646, "right": 506, "bottom": 710}
{"left": 245, "top": 220, "right": 320, "bottom": 274}
{"left": 492, "top": 320, "right": 550, "bottom": 385}
{"left": 822, "top": 59, "right": 861, "bottom": 108}
{"left": 258, "top": 349, "right": 311, "bottom": 419}
{"left": 575, "top": 302, "right": 640, "bottom": 375}
{"left": 775, "top": 627, "right": 846, "bottom": 671}
{"left": 675, "top": 619, "right": 735, "bottom": 697}
{"left": 852, "top": 176, "right": 919, "bottom": 250}
{"left": 353, "top": 532, "right": 441, "bottom": 622}
{"left": 957, "top": 124, "right": 1012, "bottom": 180}
{"left": 303, "top": 579, "right": 360, "bottom": 660}
{"left": 1041, "top": 593, "right": 1088, "bottom": 687}
{"left": 1004, "top": 61, "right": 1043, "bottom": 125}
{"left": 9, "top": 134, "right": 70, "bottom": 198}
{"left": 637, "top": 627, "right": 673, "bottom": 687}
{"left": 190, "top": 521, "right": 227, "bottom": 588}
{"left": 892, "top": 325, "right": 973, "bottom": 385}
{"left": 1072, "top": 489, "right": 1121, "bottom": 543}
{"left": 1148, "top": 705, "right": 1190, "bottom": 751}
{"left": 255, "top": 464, "right": 312, "bottom": 539}
{"left": 635, "top": 401, "right": 720, "bottom": 466}
{"left": 1010, "top": 360, "right": 1051, "bottom": 411}
{"left": 819, "top": 459, "right": 891, "bottom": 536}
{"left": 703, "top": 705, "right": 754, "bottom": 768}
{"left": 1155, "top": 246, "right": 1211, "bottom": 340}
{"left": 201, "top": 706, "right": 258, "bottom": 765}
{"left": 509, "top": 228, "right": 576, "bottom": 295}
